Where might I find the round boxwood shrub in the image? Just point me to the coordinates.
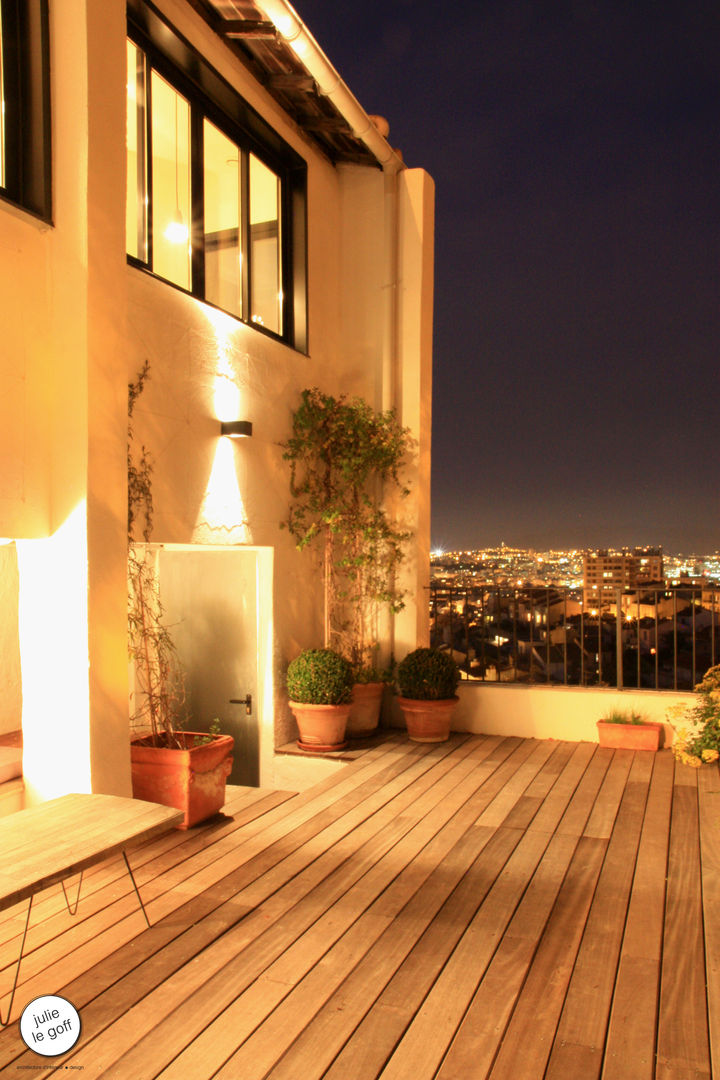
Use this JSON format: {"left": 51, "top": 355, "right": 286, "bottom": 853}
{"left": 286, "top": 648, "right": 354, "bottom": 705}
{"left": 397, "top": 647, "right": 460, "bottom": 700}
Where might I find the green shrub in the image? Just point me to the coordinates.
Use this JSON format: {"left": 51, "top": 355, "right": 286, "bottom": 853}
{"left": 397, "top": 648, "right": 460, "bottom": 701}
{"left": 286, "top": 648, "right": 354, "bottom": 705}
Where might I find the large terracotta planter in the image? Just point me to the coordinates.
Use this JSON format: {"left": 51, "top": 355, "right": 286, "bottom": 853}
{"left": 130, "top": 732, "right": 234, "bottom": 828}
{"left": 596, "top": 721, "right": 663, "bottom": 751}
{"left": 397, "top": 696, "right": 459, "bottom": 743}
{"left": 347, "top": 682, "right": 384, "bottom": 738}
{"left": 289, "top": 702, "right": 351, "bottom": 752}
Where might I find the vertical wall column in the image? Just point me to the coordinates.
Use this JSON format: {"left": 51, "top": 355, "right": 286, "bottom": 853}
{"left": 393, "top": 167, "right": 435, "bottom": 657}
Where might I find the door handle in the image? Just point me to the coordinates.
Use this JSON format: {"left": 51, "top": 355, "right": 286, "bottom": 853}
{"left": 230, "top": 694, "right": 252, "bottom": 715}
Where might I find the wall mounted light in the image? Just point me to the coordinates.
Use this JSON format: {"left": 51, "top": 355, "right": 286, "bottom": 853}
{"left": 221, "top": 420, "right": 253, "bottom": 438}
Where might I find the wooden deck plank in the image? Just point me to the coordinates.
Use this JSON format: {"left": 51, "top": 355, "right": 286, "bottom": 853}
{"left": 0, "top": 738, "right": 459, "bottom": 1049}
{"left": 434, "top": 830, "right": 588, "bottom": 1080}
{"left": 217, "top": 745, "right": 575, "bottom": 1080}
{"left": 373, "top": 825, "right": 570, "bottom": 1080}
{"left": 698, "top": 764, "right": 720, "bottom": 1080}
{"left": 602, "top": 751, "right": 675, "bottom": 1080}
{"left": 656, "top": 765, "right": 712, "bottom": 1079}
{"left": 545, "top": 751, "right": 656, "bottom": 1080}
{"left": 117, "top": 738, "right": 535, "bottom": 1080}
{"left": 485, "top": 834, "right": 607, "bottom": 1080}
{"left": 0, "top": 738, "right": 473, "bottom": 1050}
{"left": 321, "top": 742, "right": 599, "bottom": 1080}
{"left": 3, "top": 741, "right": 443, "bottom": 990}
{"left": 440, "top": 751, "right": 646, "bottom": 1077}
{"left": 0, "top": 735, "right": 713, "bottom": 1079}
{"left": 28, "top": 738, "right": 507, "bottom": 1077}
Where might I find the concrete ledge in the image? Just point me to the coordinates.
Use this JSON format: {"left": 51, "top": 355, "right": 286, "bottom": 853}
{"left": 451, "top": 681, "right": 691, "bottom": 743}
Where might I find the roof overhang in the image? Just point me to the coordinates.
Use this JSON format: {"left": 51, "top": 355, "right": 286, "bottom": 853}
{"left": 186, "top": 0, "right": 403, "bottom": 171}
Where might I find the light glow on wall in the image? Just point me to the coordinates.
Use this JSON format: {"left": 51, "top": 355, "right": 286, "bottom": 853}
{"left": 16, "top": 502, "right": 91, "bottom": 802}
{"left": 193, "top": 438, "right": 252, "bottom": 545}
{"left": 193, "top": 305, "right": 253, "bottom": 544}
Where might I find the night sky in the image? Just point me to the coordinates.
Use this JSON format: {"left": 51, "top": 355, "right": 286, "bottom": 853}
{"left": 293, "top": 1, "right": 719, "bottom": 554}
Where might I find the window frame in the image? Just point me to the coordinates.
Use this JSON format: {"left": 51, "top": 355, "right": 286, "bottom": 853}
{"left": 0, "top": 0, "right": 52, "bottom": 222}
{"left": 127, "top": 0, "right": 307, "bottom": 351}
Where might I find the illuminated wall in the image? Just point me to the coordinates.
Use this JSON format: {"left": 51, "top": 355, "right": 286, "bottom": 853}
{"left": 0, "top": 0, "right": 434, "bottom": 798}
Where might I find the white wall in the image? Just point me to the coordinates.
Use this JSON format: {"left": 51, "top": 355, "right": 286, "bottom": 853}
{"left": 448, "top": 682, "right": 690, "bottom": 746}
{"left": 0, "top": 545, "right": 21, "bottom": 735}
{"left": 0, "top": 0, "right": 435, "bottom": 796}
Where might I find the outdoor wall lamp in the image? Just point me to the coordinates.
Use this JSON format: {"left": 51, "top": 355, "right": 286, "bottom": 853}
{"left": 221, "top": 420, "right": 253, "bottom": 438}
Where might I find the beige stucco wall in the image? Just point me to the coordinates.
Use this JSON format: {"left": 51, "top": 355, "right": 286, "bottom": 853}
{"left": 0, "top": 0, "right": 434, "bottom": 796}
{"left": 0, "top": 545, "right": 21, "bottom": 734}
{"left": 0, "top": 0, "right": 134, "bottom": 800}
{"left": 448, "top": 682, "right": 690, "bottom": 745}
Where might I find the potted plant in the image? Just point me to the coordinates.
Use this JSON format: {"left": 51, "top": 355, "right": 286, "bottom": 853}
{"left": 281, "top": 388, "right": 412, "bottom": 737}
{"left": 396, "top": 647, "right": 460, "bottom": 743}
{"left": 596, "top": 708, "right": 663, "bottom": 751}
{"left": 667, "top": 664, "right": 720, "bottom": 766}
{"left": 286, "top": 648, "right": 354, "bottom": 751}
{"left": 128, "top": 363, "right": 234, "bottom": 827}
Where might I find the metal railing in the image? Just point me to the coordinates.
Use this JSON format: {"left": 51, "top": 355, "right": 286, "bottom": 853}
{"left": 429, "top": 583, "right": 720, "bottom": 691}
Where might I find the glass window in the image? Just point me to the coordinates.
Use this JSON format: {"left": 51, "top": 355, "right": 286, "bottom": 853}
{"left": 125, "top": 14, "right": 305, "bottom": 348}
{"left": 151, "top": 72, "right": 191, "bottom": 291}
{"left": 204, "top": 119, "right": 243, "bottom": 319}
{"left": 0, "top": 0, "right": 51, "bottom": 220}
{"left": 249, "top": 154, "right": 282, "bottom": 336}
{"left": 126, "top": 39, "right": 147, "bottom": 262}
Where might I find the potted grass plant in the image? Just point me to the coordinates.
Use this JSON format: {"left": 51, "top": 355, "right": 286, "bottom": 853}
{"left": 286, "top": 648, "right": 354, "bottom": 751}
{"left": 281, "top": 387, "right": 412, "bottom": 738}
{"left": 128, "top": 363, "right": 233, "bottom": 827}
{"left": 396, "top": 647, "right": 460, "bottom": 743}
{"left": 596, "top": 708, "right": 663, "bottom": 751}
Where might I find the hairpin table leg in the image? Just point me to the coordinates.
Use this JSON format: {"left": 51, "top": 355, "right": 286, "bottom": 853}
{"left": 0, "top": 894, "right": 33, "bottom": 1027}
{"left": 122, "top": 851, "right": 151, "bottom": 928}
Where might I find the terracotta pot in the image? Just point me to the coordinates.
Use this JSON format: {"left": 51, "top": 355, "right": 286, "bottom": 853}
{"left": 289, "top": 701, "right": 351, "bottom": 752}
{"left": 347, "top": 682, "right": 384, "bottom": 738}
{"left": 130, "top": 732, "right": 234, "bottom": 828}
{"left": 596, "top": 721, "right": 663, "bottom": 751}
{"left": 397, "top": 696, "right": 459, "bottom": 743}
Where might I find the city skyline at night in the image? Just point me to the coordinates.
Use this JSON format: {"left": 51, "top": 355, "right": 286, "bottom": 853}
{"left": 294, "top": 1, "right": 719, "bottom": 554}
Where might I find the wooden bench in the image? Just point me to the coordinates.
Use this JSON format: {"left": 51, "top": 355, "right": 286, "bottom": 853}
{"left": 0, "top": 793, "right": 183, "bottom": 1024}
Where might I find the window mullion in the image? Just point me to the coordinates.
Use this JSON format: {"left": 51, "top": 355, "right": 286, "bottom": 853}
{"left": 145, "top": 63, "right": 154, "bottom": 271}
{"left": 135, "top": 45, "right": 148, "bottom": 262}
{"left": 191, "top": 106, "right": 204, "bottom": 299}
{"left": 240, "top": 147, "right": 250, "bottom": 321}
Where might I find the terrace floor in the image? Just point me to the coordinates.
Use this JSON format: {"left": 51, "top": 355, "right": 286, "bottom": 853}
{"left": 0, "top": 732, "right": 717, "bottom": 1078}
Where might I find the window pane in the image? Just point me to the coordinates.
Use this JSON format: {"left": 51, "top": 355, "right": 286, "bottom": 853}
{"left": 249, "top": 153, "right": 282, "bottom": 335}
{"left": 126, "top": 40, "right": 147, "bottom": 261}
{"left": 151, "top": 71, "right": 191, "bottom": 290}
{"left": 203, "top": 119, "right": 242, "bottom": 318}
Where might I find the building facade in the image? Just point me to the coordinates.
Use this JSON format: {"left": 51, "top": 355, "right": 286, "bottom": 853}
{"left": 583, "top": 547, "right": 664, "bottom": 610}
{"left": 0, "top": 0, "right": 434, "bottom": 803}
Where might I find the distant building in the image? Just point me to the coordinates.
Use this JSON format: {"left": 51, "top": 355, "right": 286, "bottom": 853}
{"left": 583, "top": 547, "right": 663, "bottom": 610}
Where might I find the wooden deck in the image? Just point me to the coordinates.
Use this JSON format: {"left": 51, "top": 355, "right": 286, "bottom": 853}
{"left": 0, "top": 733, "right": 717, "bottom": 1078}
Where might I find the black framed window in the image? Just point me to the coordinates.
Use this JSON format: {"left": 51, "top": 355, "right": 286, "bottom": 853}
{"left": 0, "top": 0, "right": 51, "bottom": 221}
{"left": 127, "top": 2, "right": 307, "bottom": 349}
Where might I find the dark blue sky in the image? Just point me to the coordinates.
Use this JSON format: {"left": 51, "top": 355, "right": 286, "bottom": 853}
{"left": 294, "top": 1, "right": 719, "bottom": 553}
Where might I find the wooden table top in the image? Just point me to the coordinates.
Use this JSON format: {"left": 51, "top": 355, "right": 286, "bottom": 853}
{"left": 0, "top": 793, "right": 183, "bottom": 910}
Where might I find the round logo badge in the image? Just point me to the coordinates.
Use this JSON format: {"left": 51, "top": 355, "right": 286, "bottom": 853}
{"left": 19, "top": 995, "right": 81, "bottom": 1056}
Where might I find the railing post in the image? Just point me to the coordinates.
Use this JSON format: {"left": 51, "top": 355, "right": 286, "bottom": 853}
{"left": 616, "top": 589, "right": 623, "bottom": 691}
